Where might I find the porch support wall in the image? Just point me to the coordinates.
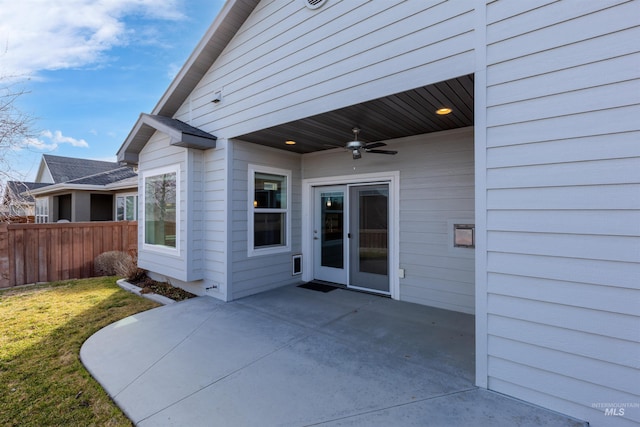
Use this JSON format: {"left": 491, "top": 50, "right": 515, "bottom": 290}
{"left": 480, "top": 1, "right": 640, "bottom": 425}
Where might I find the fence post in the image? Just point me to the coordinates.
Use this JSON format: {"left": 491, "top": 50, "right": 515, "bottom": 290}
{"left": 0, "top": 223, "right": 9, "bottom": 288}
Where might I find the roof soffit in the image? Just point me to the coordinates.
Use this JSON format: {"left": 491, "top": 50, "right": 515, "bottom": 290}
{"left": 116, "top": 0, "right": 258, "bottom": 165}
{"left": 155, "top": 0, "right": 260, "bottom": 117}
{"left": 117, "top": 114, "right": 217, "bottom": 164}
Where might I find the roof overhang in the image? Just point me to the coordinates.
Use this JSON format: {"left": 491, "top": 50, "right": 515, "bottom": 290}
{"left": 105, "top": 176, "right": 138, "bottom": 191}
{"left": 27, "top": 184, "right": 112, "bottom": 197}
{"left": 117, "top": 114, "right": 217, "bottom": 165}
{"left": 27, "top": 181, "right": 137, "bottom": 197}
{"left": 116, "top": 0, "right": 258, "bottom": 166}
{"left": 153, "top": 0, "right": 260, "bottom": 117}
{"left": 235, "top": 75, "right": 474, "bottom": 153}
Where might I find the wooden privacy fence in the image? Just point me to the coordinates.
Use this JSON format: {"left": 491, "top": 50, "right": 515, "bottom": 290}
{"left": 0, "top": 221, "right": 137, "bottom": 288}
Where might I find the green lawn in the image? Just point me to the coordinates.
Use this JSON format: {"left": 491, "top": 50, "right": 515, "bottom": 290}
{"left": 0, "top": 277, "right": 160, "bottom": 426}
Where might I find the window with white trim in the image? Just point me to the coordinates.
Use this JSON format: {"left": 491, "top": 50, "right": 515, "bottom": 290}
{"left": 143, "top": 166, "right": 178, "bottom": 251}
{"left": 35, "top": 198, "right": 48, "bottom": 223}
{"left": 116, "top": 194, "right": 138, "bottom": 221}
{"left": 248, "top": 165, "right": 291, "bottom": 256}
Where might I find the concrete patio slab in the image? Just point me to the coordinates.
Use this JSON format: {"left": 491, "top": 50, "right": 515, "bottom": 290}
{"left": 81, "top": 285, "right": 586, "bottom": 426}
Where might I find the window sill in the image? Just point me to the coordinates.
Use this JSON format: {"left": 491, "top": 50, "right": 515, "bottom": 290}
{"left": 248, "top": 245, "right": 290, "bottom": 258}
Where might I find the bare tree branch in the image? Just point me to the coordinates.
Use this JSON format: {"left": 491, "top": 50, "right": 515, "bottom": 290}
{"left": 0, "top": 76, "right": 38, "bottom": 184}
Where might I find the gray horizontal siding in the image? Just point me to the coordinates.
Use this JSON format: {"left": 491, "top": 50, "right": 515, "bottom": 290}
{"left": 483, "top": 0, "right": 640, "bottom": 425}
{"left": 229, "top": 140, "right": 302, "bottom": 300}
{"left": 304, "top": 127, "right": 475, "bottom": 313}
{"left": 137, "top": 132, "right": 191, "bottom": 281}
{"left": 176, "top": 0, "right": 475, "bottom": 140}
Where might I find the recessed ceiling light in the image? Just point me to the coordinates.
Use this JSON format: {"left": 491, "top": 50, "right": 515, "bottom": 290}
{"left": 436, "top": 107, "right": 452, "bottom": 115}
{"left": 285, "top": 140, "right": 296, "bottom": 145}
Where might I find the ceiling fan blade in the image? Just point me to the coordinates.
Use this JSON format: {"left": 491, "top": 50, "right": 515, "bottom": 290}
{"left": 363, "top": 142, "right": 386, "bottom": 149}
{"left": 367, "top": 149, "right": 398, "bottom": 155}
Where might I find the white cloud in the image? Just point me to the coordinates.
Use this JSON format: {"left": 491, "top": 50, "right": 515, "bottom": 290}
{"left": 0, "top": 0, "right": 185, "bottom": 78}
{"left": 19, "top": 137, "right": 58, "bottom": 151}
{"left": 19, "top": 130, "right": 89, "bottom": 151}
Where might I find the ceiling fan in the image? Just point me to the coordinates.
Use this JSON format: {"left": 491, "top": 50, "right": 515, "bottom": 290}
{"left": 345, "top": 127, "right": 397, "bottom": 159}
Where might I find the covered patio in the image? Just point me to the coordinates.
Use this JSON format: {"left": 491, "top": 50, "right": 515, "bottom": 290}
{"left": 81, "top": 285, "right": 584, "bottom": 426}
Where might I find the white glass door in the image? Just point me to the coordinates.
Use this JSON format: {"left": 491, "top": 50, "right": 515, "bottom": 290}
{"left": 348, "top": 184, "right": 390, "bottom": 293}
{"left": 313, "top": 186, "right": 347, "bottom": 284}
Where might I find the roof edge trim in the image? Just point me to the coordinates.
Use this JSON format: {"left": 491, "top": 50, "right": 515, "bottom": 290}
{"left": 117, "top": 114, "right": 217, "bottom": 165}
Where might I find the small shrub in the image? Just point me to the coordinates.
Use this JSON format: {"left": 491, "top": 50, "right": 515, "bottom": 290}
{"left": 94, "top": 251, "right": 139, "bottom": 279}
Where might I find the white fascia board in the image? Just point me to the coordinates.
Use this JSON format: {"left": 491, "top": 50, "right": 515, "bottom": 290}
{"left": 151, "top": 0, "right": 247, "bottom": 116}
{"left": 27, "top": 184, "right": 107, "bottom": 196}
{"left": 104, "top": 180, "right": 138, "bottom": 191}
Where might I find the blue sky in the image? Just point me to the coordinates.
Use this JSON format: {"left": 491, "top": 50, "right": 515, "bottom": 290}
{"left": 1, "top": 0, "right": 225, "bottom": 181}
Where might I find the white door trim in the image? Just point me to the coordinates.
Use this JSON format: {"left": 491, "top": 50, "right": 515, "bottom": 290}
{"left": 302, "top": 171, "right": 400, "bottom": 300}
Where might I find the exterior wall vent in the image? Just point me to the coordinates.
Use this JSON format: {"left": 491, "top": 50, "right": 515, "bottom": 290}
{"left": 303, "top": 0, "right": 328, "bottom": 10}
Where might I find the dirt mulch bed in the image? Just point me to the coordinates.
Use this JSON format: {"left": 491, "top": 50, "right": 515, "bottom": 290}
{"left": 128, "top": 275, "right": 196, "bottom": 302}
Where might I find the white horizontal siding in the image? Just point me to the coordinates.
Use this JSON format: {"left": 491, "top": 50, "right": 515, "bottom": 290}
{"left": 482, "top": 1, "right": 640, "bottom": 425}
{"left": 304, "top": 127, "right": 475, "bottom": 313}
{"left": 488, "top": 272, "right": 639, "bottom": 318}
{"left": 488, "top": 315, "right": 638, "bottom": 374}
{"left": 488, "top": 358, "right": 640, "bottom": 427}
{"left": 487, "top": 184, "right": 640, "bottom": 210}
{"left": 487, "top": 80, "right": 639, "bottom": 128}
{"left": 185, "top": 149, "right": 204, "bottom": 281}
{"left": 200, "top": 145, "right": 228, "bottom": 299}
{"left": 489, "top": 294, "right": 638, "bottom": 343}
{"left": 486, "top": 1, "right": 638, "bottom": 64}
{"left": 488, "top": 336, "right": 639, "bottom": 396}
{"left": 137, "top": 132, "right": 191, "bottom": 282}
{"left": 488, "top": 252, "right": 639, "bottom": 291}
{"left": 487, "top": 131, "right": 640, "bottom": 168}
{"left": 486, "top": 25, "right": 639, "bottom": 89}
{"left": 175, "top": 0, "right": 475, "bottom": 139}
{"left": 487, "top": 231, "right": 639, "bottom": 263}
{"left": 487, "top": 210, "right": 640, "bottom": 237}
{"left": 229, "top": 140, "right": 302, "bottom": 300}
{"left": 487, "top": 53, "right": 640, "bottom": 107}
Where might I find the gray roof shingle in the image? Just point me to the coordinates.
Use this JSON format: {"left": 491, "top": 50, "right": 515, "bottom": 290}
{"left": 43, "top": 154, "right": 120, "bottom": 183}
{"left": 66, "top": 167, "right": 137, "bottom": 186}
{"left": 3, "top": 181, "right": 51, "bottom": 204}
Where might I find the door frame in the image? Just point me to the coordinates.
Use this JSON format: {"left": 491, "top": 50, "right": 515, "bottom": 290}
{"left": 302, "top": 171, "right": 400, "bottom": 300}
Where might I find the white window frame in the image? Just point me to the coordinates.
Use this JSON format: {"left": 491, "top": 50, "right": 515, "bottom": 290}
{"left": 248, "top": 164, "right": 291, "bottom": 257}
{"left": 141, "top": 165, "right": 180, "bottom": 255}
{"left": 35, "top": 197, "right": 49, "bottom": 223}
{"left": 115, "top": 193, "right": 138, "bottom": 221}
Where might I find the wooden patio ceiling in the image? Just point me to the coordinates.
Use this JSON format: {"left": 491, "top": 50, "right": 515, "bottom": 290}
{"left": 236, "top": 74, "right": 474, "bottom": 154}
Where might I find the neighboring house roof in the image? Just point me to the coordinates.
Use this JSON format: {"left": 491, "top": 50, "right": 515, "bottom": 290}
{"left": 2, "top": 181, "right": 51, "bottom": 205}
{"left": 28, "top": 166, "right": 138, "bottom": 197}
{"left": 117, "top": 0, "right": 256, "bottom": 164}
{"left": 65, "top": 166, "right": 137, "bottom": 186}
{"left": 119, "top": 114, "right": 217, "bottom": 165}
{"left": 41, "top": 154, "right": 120, "bottom": 183}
